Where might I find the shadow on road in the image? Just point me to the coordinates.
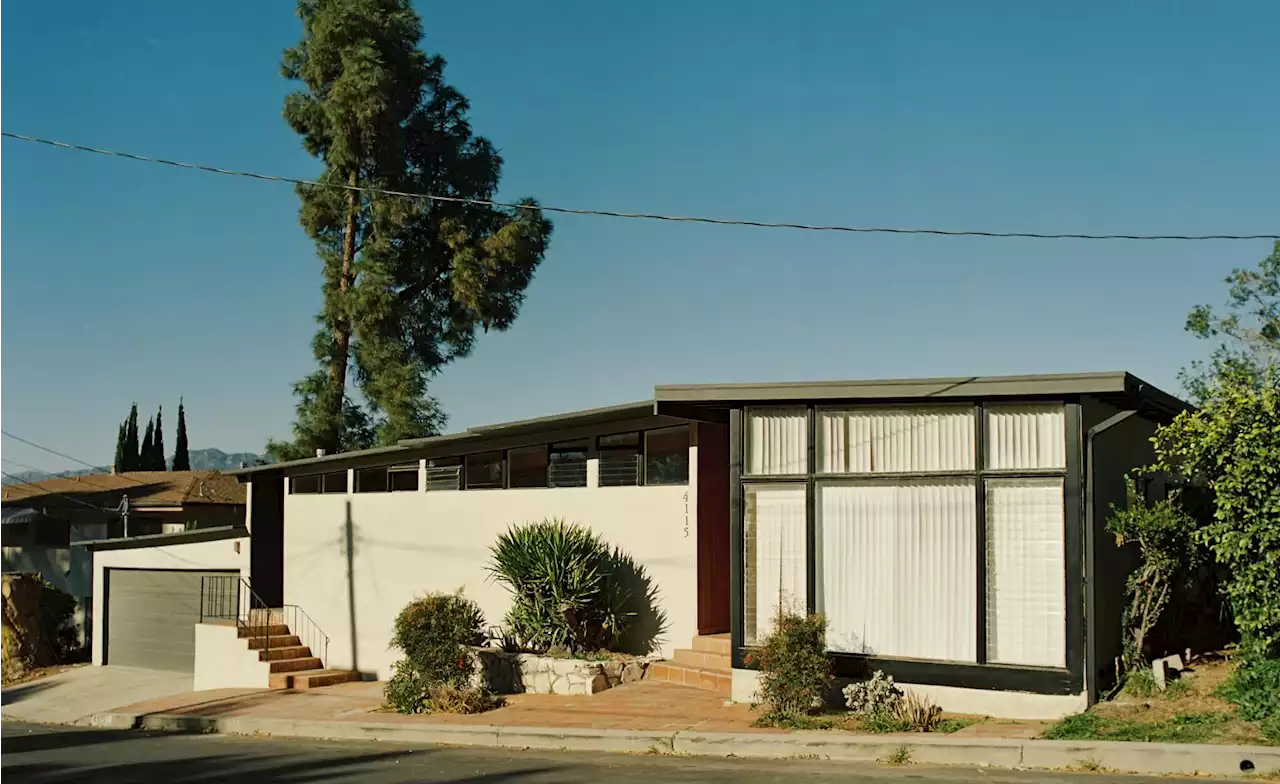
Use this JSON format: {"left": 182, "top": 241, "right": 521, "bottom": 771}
{"left": 1, "top": 680, "right": 56, "bottom": 706}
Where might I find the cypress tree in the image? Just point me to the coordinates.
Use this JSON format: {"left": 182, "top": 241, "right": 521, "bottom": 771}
{"left": 140, "top": 418, "right": 155, "bottom": 471}
{"left": 172, "top": 398, "right": 191, "bottom": 472}
{"left": 153, "top": 406, "right": 166, "bottom": 470}
{"left": 113, "top": 421, "right": 127, "bottom": 474}
{"left": 124, "top": 404, "right": 140, "bottom": 472}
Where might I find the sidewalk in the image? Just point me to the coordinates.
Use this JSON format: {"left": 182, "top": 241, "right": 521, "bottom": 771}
{"left": 93, "top": 680, "right": 1280, "bottom": 779}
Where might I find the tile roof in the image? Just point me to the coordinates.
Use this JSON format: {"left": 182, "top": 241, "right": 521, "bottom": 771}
{"left": 0, "top": 471, "right": 245, "bottom": 511}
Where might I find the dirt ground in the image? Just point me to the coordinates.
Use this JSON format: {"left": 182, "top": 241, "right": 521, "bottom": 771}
{"left": 1, "top": 662, "right": 87, "bottom": 689}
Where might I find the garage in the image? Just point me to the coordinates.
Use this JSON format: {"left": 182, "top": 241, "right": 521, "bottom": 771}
{"left": 104, "top": 568, "right": 236, "bottom": 671}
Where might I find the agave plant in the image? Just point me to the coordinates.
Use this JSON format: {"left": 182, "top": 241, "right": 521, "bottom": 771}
{"left": 488, "top": 518, "right": 635, "bottom": 654}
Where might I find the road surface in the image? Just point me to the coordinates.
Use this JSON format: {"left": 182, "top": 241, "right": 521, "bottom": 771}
{"left": 1, "top": 721, "right": 1202, "bottom": 783}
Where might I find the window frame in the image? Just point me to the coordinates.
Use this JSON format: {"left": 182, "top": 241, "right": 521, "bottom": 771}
{"left": 733, "top": 400, "right": 1082, "bottom": 694}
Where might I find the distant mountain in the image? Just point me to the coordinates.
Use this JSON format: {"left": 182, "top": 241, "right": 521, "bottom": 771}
{"left": 186, "top": 448, "right": 270, "bottom": 471}
{"left": 1, "top": 448, "right": 269, "bottom": 486}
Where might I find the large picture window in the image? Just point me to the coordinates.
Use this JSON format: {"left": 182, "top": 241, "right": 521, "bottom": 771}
{"left": 742, "top": 402, "right": 1069, "bottom": 670}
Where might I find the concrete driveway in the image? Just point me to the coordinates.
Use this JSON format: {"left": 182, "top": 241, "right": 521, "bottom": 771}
{"left": 1, "top": 666, "right": 194, "bottom": 725}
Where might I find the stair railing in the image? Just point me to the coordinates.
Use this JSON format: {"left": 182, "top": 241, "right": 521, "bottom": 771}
{"left": 199, "top": 575, "right": 330, "bottom": 669}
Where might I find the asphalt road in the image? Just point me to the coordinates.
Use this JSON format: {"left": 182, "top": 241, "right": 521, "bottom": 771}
{"left": 0, "top": 721, "right": 1206, "bottom": 783}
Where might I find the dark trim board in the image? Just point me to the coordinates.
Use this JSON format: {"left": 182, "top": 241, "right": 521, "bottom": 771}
{"left": 776, "top": 651, "right": 1080, "bottom": 695}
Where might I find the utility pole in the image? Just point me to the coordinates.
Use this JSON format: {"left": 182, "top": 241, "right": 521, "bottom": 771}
{"left": 117, "top": 494, "right": 130, "bottom": 537}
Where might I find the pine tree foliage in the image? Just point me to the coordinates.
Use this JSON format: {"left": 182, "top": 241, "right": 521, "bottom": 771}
{"left": 268, "top": 0, "right": 552, "bottom": 460}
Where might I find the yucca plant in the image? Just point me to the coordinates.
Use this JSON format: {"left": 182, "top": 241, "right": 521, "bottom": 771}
{"left": 488, "top": 519, "right": 634, "bottom": 654}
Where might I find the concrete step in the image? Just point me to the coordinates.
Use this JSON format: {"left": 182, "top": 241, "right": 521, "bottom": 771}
{"left": 268, "top": 656, "right": 323, "bottom": 674}
{"left": 269, "top": 668, "right": 361, "bottom": 690}
{"left": 238, "top": 624, "right": 290, "bottom": 639}
{"left": 692, "top": 634, "right": 732, "bottom": 656}
{"left": 646, "top": 661, "right": 731, "bottom": 696}
{"left": 257, "top": 645, "right": 313, "bottom": 662}
{"left": 672, "top": 648, "right": 731, "bottom": 671}
{"left": 246, "top": 635, "right": 301, "bottom": 650}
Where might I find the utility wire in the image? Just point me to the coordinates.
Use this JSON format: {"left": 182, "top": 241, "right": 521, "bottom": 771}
{"left": 1, "top": 456, "right": 145, "bottom": 495}
{"left": 1, "top": 430, "right": 158, "bottom": 491}
{"left": 4, "top": 131, "right": 1277, "bottom": 242}
{"left": 1, "top": 470, "right": 114, "bottom": 512}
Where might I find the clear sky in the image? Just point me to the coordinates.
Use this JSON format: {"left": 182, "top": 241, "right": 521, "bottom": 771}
{"left": 3, "top": 1, "right": 1277, "bottom": 472}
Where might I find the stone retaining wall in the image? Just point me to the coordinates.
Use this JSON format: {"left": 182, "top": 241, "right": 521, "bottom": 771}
{"left": 473, "top": 649, "right": 652, "bottom": 696}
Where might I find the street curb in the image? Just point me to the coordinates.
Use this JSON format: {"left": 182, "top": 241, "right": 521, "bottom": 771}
{"left": 89, "top": 711, "right": 1280, "bottom": 777}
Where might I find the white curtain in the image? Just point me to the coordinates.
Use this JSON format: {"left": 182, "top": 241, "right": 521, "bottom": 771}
{"left": 985, "top": 404, "right": 1065, "bottom": 470}
{"left": 818, "top": 479, "right": 976, "bottom": 661}
{"left": 985, "top": 478, "right": 1066, "bottom": 667}
{"left": 818, "top": 407, "right": 974, "bottom": 473}
{"left": 747, "top": 410, "right": 807, "bottom": 475}
{"left": 744, "top": 484, "right": 807, "bottom": 644}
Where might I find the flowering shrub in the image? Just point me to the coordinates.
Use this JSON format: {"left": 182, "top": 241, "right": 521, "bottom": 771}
{"left": 843, "top": 670, "right": 903, "bottom": 716}
{"left": 384, "top": 590, "right": 496, "bottom": 714}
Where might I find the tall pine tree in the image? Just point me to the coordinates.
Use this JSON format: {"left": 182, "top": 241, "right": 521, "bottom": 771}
{"left": 140, "top": 418, "right": 155, "bottom": 471}
{"left": 152, "top": 406, "right": 166, "bottom": 470}
{"left": 268, "top": 0, "right": 551, "bottom": 461}
{"left": 172, "top": 398, "right": 191, "bottom": 472}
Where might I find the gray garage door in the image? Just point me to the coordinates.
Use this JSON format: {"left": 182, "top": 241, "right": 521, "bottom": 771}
{"left": 105, "top": 569, "right": 236, "bottom": 671}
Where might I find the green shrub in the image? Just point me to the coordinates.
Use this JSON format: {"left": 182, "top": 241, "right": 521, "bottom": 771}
{"left": 1218, "top": 653, "right": 1280, "bottom": 740}
{"left": 489, "top": 519, "right": 664, "bottom": 655}
{"left": 389, "top": 591, "right": 485, "bottom": 686}
{"left": 749, "top": 610, "right": 831, "bottom": 723}
{"left": 384, "top": 591, "right": 493, "bottom": 715}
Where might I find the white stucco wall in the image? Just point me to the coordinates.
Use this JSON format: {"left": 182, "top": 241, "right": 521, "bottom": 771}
{"left": 194, "top": 622, "right": 269, "bottom": 690}
{"left": 283, "top": 477, "right": 697, "bottom": 680}
{"left": 91, "top": 536, "right": 248, "bottom": 665}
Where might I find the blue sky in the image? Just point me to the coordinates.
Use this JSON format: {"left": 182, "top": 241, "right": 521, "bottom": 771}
{"left": 3, "top": 1, "right": 1278, "bottom": 472}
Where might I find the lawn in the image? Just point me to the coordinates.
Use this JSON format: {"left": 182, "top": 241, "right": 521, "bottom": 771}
{"left": 1041, "top": 655, "right": 1276, "bottom": 746}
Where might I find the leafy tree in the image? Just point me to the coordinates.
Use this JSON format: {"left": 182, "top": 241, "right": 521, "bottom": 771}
{"left": 1150, "top": 367, "right": 1280, "bottom": 655}
{"left": 269, "top": 0, "right": 552, "bottom": 460}
{"left": 172, "top": 399, "right": 191, "bottom": 472}
{"left": 140, "top": 418, "right": 155, "bottom": 472}
{"left": 1181, "top": 241, "right": 1280, "bottom": 403}
{"left": 1105, "top": 480, "right": 1201, "bottom": 686}
{"left": 151, "top": 406, "right": 166, "bottom": 471}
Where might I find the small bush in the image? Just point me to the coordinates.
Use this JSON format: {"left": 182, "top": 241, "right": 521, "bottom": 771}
{"left": 390, "top": 591, "right": 485, "bottom": 687}
{"left": 750, "top": 610, "right": 831, "bottom": 723}
{"left": 385, "top": 591, "right": 495, "bottom": 715}
{"left": 843, "top": 670, "right": 903, "bottom": 717}
{"left": 895, "top": 691, "right": 943, "bottom": 732}
{"left": 1218, "top": 654, "right": 1280, "bottom": 740}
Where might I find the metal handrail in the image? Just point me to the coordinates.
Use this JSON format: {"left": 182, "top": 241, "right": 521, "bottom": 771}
{"left": 199, "top": 575, "right": 332, "bottom": 668}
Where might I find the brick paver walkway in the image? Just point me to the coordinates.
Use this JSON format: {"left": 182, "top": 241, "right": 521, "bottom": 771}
{"left": 109, "top": 680, "right": 777, "bottom": 734}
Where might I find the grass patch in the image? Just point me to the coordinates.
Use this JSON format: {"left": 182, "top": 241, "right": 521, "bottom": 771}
{"left": 752, "top": 710, "right": 977, "bottom": 734}
{"left": 1044, "top": 711, "right": 1233, "bottom": 744}
{"left": 882, "top": 745, "right": 912, "bottom": 765}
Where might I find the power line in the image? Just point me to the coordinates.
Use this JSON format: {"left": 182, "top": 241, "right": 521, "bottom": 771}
{"left": 4, "top": 130, "right": 1276, "bottom": 242}
{"left": 1, "top": 470, "right": 112, "bottom": 512}
{"left": 1, "top": 456, "right": 142, "bottom": 495}
{"left": 2, "top": 429, "right": 105, "bottom": 471}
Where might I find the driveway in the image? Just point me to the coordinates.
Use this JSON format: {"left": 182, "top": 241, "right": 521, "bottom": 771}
{"left": 1, "top": 667, "right": 195, "bottom": 725}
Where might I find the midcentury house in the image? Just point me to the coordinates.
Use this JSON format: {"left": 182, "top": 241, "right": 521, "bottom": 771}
{"left": 2, "top": 471, "right": 246, "bottom": 649}
{"left": 86, "top": 371, "right": 1187, "bottom": 719}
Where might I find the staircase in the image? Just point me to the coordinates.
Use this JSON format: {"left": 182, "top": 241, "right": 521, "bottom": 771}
{"left": 646, "top": 633, "right": 732, "bottom": 696}
{"left": 243, "top": 609, "right": 359, "bottom": 690}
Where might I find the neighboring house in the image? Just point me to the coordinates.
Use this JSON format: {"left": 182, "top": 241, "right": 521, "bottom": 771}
{"left": 210, "top": 370, "right": 1185, "bottom": 718}
{"left": 1, "top": 471, "right": 245, "bottom": 647}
